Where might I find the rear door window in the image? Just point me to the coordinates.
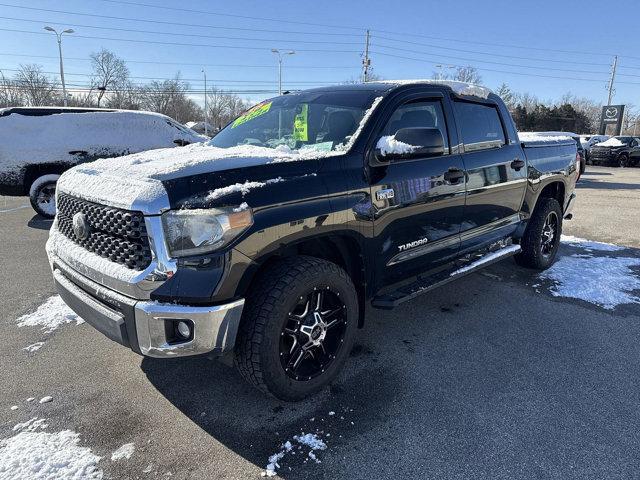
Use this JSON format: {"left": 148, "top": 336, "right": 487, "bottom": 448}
{"left": 454, "top": 101, "right": 505, "bottom": 152}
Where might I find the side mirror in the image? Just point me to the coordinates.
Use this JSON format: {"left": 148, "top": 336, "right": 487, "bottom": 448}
{"left": 373, "top": 127, "right": 445, "bottom": 164}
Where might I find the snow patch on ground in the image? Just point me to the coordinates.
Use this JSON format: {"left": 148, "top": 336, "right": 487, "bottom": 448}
{"left": 263, "top": 433, "right": 327, "bottom": 477}
{"left": 111, "top": 443, "right": 135, "bottom": 461}
{"left": 0, "top": 421, "right": 103, "bottom": 480}
{"left": 560, "top": 235, "right": 625, "bottom": 252}
{"left": 539, "top": 237, "right": 640, "bottom": 310}
{"left": 16, "top": 296, "right": 83, "bottom": 334}
{"left": 39, "top": 397, "right": 53, "bottom": 405}
{"left": 23, "top": 342, "right": 45, "bottom": 353}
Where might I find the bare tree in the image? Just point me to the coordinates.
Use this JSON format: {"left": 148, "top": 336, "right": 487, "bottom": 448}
{"left": 454, "top": 66, "right": 482, "bottom": 84}
{"left": 139, "top": 74, "right": 202, "bottom": 123}
{"left": 15, "top": 64, "right": 58, "bottom": 106}
{"left": 90, "top": 48, "right": 130, "bottom": 107}
{"left": 0, "top": 70, "right": 24, "bottom": 107}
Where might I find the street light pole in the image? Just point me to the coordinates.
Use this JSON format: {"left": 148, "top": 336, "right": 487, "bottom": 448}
{"left": 44, "top": 26, "right": 74, "bottom": 107}
{"left": 202, "top": 69, "right": 208, "bottom": 136}
{"left": 271, "top": 49, "right": 295, "bottom": 95}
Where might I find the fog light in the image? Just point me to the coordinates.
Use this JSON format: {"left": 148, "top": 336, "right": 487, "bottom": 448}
{"left": 177, "top": 321, "right": 191, "bottom": 339}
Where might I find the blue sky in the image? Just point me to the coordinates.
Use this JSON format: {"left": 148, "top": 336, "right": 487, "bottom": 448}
{"left": 1, "top": 0, "right": 639, "bottom": 107}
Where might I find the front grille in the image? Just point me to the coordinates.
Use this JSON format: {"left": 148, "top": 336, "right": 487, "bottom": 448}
{"left": 57, "top": 193, "right": 152, "bottom": 270}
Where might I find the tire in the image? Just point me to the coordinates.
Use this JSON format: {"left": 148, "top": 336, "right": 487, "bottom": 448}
{"left": 515, "top": 197, "right": 563, "bottom": 270}
{"left": 234, "top": 256, "right": 358, "bottom": 401}
{"left": 619, "top": 154, "right": 630, "bottom": 168}
{"left": 29, "top": 174, "right": 60, "bottom": 218}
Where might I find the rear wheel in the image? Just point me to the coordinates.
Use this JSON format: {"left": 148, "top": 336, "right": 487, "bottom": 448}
{"left": 515, "top": 197, "right": 562, "bottom": 270}
{"left": 29, "top": 174, "right": 60, "bottom": 218}
{"left": 234, "top": 256, "right": 358, "bottom": 401}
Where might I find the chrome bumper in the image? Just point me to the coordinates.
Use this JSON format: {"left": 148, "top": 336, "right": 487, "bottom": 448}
{"left": 51, "top": 258, "right": 244, "bottom": 358}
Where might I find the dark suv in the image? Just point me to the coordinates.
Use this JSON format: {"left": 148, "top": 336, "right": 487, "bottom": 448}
{"left": 589, "top": 136, "right": 640, "bottom": 167}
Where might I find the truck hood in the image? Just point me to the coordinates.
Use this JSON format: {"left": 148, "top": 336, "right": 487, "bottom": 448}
{"left": 57, "top": 143, "right": 331, "bottom": 214}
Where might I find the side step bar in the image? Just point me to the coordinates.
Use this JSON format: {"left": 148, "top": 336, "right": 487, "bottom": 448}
{"left": 371, "top": 244, "right": 521, "bottom": 310}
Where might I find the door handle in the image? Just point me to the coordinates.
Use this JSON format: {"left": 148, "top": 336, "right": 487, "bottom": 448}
{"left": 511, "top": 159, "right": 525, "bottom": 170}
{"left": 444, "top": 167, "right": 465, "bottom": 184}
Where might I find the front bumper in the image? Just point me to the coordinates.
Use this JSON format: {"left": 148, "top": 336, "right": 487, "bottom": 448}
{"left": 52, "top": 258, "right": 244, "bottom": 358}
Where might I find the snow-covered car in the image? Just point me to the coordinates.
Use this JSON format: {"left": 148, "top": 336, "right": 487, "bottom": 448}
{"left": 580, "top": 134, "right": 609, "bottom": 162}
{"left": 0, "top": 107, "right": 207, "bottom": 217}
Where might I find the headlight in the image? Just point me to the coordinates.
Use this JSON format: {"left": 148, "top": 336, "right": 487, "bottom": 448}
{"left": 161, "top": 206, "right": 253, "bottom": 258}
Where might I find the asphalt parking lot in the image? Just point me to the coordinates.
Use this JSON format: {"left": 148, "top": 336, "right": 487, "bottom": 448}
{"left": 1, "top": 166, "right": 640, "bottom": 479}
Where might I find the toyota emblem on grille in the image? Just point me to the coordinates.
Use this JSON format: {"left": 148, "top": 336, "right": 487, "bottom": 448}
{"left": 72, "top": 212, "right": 90, "bottom": 240}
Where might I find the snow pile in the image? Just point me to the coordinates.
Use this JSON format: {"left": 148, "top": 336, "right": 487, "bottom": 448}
{"left": 518, "top": 132, "right": 575, "bottom": 143}
{"left": 595, "top": 137, "right": 626, "bottom": 147}
{"left": 376, "top": 135, "right": 418, "bottom": 156}
{"left": 560, "top": 235, "right": 624, "bottom": 252}
{"left": 0, "top": 420, "right": 103, "bottom": 480}
{"left": 263, "top": 433, "right": 327, "bottom": 477}
{"left": 12, "top": 418, "right": 48, "bottom": 433}
{"left": 205, "top": 177, "right": 283, "bottom": 201}
{"left": 0, "top": 110, "right": 204, "bottom": 182}
{"left": 16, "top": 296, "right": 83, "bottom": 334}
{"left": 540, "top": 237, "right": 640, "bottom": 310}
{"left": 373, "top": 80, "right": 492, "bottom": 99}
{"left": 111, "top": 443, "right": 135, "bottom": 461}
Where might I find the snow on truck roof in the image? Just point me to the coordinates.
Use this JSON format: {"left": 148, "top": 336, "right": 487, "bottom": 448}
{"left": 371, "top": 79, "right": 493, "bottom": 99}
{"left": 0, "top": 106, "right": 180, "bottom": 120}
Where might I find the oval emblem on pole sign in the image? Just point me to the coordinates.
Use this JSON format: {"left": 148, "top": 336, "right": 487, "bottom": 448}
{"left": 605, "top": 107, "right": 618, "bottom": 118}
{"left": 72, "top": 212, "right": 90, "bottom": 240}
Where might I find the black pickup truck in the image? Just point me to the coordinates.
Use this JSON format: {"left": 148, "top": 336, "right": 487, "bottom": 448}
{"left": 588, "top": 136, "right": 640, "bottom": 167}
{"left": 46, "top": 81, "right": 578, "bottom": 400}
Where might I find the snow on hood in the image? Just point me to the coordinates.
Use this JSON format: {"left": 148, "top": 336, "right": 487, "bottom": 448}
{"left": 594, "top": 137, "right": 626, "bottom": 147}
{"left": 57, "top": 143, "right": 330, "bottom": 211}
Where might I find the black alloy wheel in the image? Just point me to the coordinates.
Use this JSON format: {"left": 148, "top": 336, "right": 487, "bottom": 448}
{"left": 279, "top": 287, "right": 347, "bottom": 381}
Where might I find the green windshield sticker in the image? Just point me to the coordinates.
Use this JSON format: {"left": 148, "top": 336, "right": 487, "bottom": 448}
{"left": 292, "top": 104, "right": 309, "bottom": 141}
{"left": 231, "top": 101, "right": 272, "bottom": 128}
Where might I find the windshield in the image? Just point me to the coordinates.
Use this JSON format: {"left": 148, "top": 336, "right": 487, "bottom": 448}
{"left": 209, "top": 90, "right": 379, "bottom": 152}
{"left": 616, "top": 136, "right": 633, "bottom": 145}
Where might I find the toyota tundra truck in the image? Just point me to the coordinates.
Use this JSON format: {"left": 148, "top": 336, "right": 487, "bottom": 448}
{"left": 46, "top": 81, "right": 578, "bottom": 400}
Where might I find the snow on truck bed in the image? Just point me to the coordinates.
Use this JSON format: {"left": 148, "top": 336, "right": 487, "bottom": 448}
{"left": 518, "top": 132, "right": 576, "bottom": 144}
{"left": 0, "top": 110, "right": 204, "bottom": 176}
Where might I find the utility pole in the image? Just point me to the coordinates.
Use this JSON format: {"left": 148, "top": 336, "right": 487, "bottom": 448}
{"left": 606, "top": 55, "right": 618, "bottom": 106}
{"left": 362, "top": 29, "right": 371, "bottom": 83}
{"left": 202, "top": 69, "right": 208, "bottom": 136}
{"left": 44, "top": 26, "right": 74, "bottom": 107}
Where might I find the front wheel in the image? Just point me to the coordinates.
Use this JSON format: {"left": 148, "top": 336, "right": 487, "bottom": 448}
{"left": 619, "top": 154, "right": 630, "bottom": 168}
{"left": 234, "top": 256, "right": 358, "bottom": 401}
{"left": 515, "top": 197, "right": 562, "bottom": 270}
{"left": 29, "top": 174, "right": 60, "bottom": 218}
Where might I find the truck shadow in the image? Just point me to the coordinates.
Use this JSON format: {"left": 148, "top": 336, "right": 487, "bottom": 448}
{"left": 576, "top": 179, "right": 640, "bottom": 190}
{"left": 140, "top": 337, "right": 403, "bottom": 476}
{"left": 140, "top": 241, "right": 640, "bottom": 478}
{"left": 27, "top": 214, "right": 53, "bottom": 230}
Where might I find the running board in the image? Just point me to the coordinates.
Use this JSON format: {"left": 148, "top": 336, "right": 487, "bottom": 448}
{"left": 371, "top": 244, "right": 521, "bottom": 309}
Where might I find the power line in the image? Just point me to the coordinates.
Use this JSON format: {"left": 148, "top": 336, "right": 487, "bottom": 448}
{"left": 372, "top": 42, "right": 611, "bottom": 70}
{"left": 373, "top": 35, "right": 611, "bottom": 68}
{"left": 0, "top": 27, "right": 362, "bottom": 54}
{"left": 0, "top": 15, "right": 362, "bottom": 46}
{"left": 0, "top": 52, "right": 359, "bottom": 69}
{"left": 370, "top": 51, "right": 640, "bottom": 85}
{"left": 95, "top": 0, "right": 362, "bottom": 31}
{"left": 0, "top": 3, "right": 363, "bottom": 37}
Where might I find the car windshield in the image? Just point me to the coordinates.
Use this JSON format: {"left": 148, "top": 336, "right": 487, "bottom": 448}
{"left": 209, "top": 90, "right": 379, "bottom": 152}
{"left": 616, "top": 136, "right": 633, "bottom": 145}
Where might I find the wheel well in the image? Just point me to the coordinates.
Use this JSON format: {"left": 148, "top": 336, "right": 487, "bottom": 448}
{"left": 248, "top": 235, "right": 367, "bottom": 327}
{"left": 538, "top": 181, "right": 565, "bottom": 208}
{"left": 23, "top": 163, "right": 71, "bottom": 193}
